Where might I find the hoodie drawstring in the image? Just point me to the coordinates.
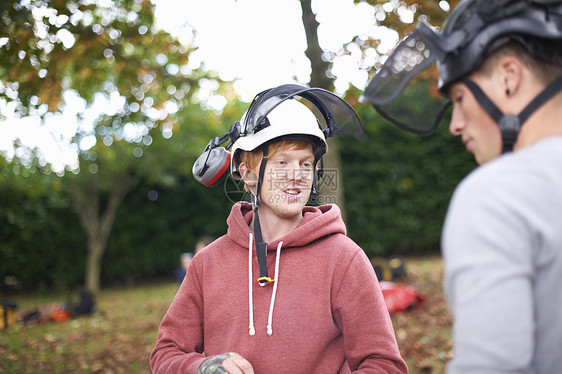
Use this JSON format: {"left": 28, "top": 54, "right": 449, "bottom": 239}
{"left": 248, "top": 233, "right": 256, "bottom": 336}
{"left": 267, "top": 241, "right": 282, "bottom": 335}
{"left": 248, "top": 232, "right": 283, "bottom": 336}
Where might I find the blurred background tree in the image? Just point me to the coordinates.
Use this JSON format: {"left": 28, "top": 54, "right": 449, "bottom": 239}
{"left": 0, "top": 0, "right": 232, "bottom": 292}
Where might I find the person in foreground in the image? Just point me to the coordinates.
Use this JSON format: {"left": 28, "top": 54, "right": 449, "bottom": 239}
{"left": 360, "top": 0, "right": 562, "bottom": 373}
{"left": 150, "top": 84, "right": 408, "bottom": 373}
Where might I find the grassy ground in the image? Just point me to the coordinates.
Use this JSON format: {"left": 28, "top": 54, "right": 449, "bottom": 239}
{"left": 0, "top": 255, "right": 451, "bottom": 373}
{"left": 390, "top": 255, "right": 453, "bottom": 373}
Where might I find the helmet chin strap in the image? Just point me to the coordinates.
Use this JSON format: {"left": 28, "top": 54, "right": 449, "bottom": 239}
{"left": 251, "top": 143, "right": 322, "bottom": 284}
{"left": 462, "top": 76, "right": 562, "bottom": 153}
{"left": 252, "top": 145, "right": 274, "bottom": 286}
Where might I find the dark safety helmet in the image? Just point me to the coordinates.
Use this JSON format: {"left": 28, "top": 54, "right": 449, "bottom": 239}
{"left": 360, "top": 0, "right": 562, "bottom": 151}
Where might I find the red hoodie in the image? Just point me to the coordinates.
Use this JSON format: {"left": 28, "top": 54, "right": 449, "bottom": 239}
{"left": 150, "top": 202, "right": 408, "bottom": 373}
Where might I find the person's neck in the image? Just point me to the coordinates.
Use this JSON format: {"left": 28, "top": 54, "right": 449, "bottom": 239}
{"left": 514, "top": 95, "right": 562, "bottom": 150}
{"left": 250, "top": 208, "right": 303, "bottom": 243}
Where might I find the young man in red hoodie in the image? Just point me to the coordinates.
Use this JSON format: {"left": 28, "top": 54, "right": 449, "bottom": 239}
{"left": 150, "top": 84, "right": 408, "bottom": 374}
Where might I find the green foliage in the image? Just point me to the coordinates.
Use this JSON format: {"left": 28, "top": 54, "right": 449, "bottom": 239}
{"left": 0, "top": 85, "right": 478, "bottom": 288}
{"left": 359, "top": 0, "right": 458, "bottom": 35}
{"left": 102, "top": 177, "right": 231, "bottom": 283}
{"left": 340, "top": 93, "right": 475, "bottom": 256}
{"left": 0, "top": 0, "right": 200, "bottom": 119}
{"left": 0, "top": 158, "right": 85, "bottom": 289}
{"left": 101, "top": 99, "right": 246, "bottom": 284}
{"left": 0, "top": 98, "right": 246, "bottom": 289}
{"left": 0, "top": 0, "right": 232, "bottom": 291}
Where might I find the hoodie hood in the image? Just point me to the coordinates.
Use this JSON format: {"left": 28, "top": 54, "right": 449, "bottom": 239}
{"left": 226, "top": 201, "right": 346, "bottom": 251}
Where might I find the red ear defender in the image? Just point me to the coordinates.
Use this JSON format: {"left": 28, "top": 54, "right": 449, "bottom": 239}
{"left": 192, "top": 147, "right": 231, "bottom": 187}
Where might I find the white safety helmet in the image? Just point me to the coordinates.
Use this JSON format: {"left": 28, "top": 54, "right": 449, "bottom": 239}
{"left": 230, "top": 99, "right": 327, "bottom": 180}
{"left": 192, "top": 84, "right": 362, "bottom": 188}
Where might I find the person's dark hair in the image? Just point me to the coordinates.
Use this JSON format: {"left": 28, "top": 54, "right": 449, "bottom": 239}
{"left": 479, "top": 41, "right": 562, "bottom": 85}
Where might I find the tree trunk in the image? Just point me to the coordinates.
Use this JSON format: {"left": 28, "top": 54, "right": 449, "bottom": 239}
{"left": 320, "top": 138, "right": 346, "bottom": 221}
{"left": 300, "top": 0, "right": 347, "bottom": 221}
{"left": 85, "top": 237, "right": 105, "bottom": 292}
{"left": 300, "top": 0, "right": 332, "bottom": 90}
{"left": 68, "top": 171, "right": 132, "bottom": 293}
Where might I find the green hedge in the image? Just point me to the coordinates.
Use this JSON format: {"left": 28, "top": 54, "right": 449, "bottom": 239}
{"left": 102, "top": 176, "right": 231, "bottom": 284}
{"left": 340, "top": 104, "right": 475, "bottom": 255}
{"left": 0, "top": 100, "right": 477, "bottom": 290}
{"left": 0, "top": 163, "right": 86, "bottom": 290}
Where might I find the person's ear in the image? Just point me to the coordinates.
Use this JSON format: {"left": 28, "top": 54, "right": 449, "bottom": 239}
{"left": 498, "top": 55, "right": 523, "bottom": 98}
{"left": 239, "top": 162, "right": 258, "bottom": 191}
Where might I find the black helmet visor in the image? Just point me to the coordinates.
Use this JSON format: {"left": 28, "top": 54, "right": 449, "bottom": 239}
{"left": 360, "top": 0, "right": 562, "bottom": 135}
{"left": 243, "top": 84, "right": 363, "bottom": 139}
{"left": 359, "top": 23, "right": 452, "bottom": 134}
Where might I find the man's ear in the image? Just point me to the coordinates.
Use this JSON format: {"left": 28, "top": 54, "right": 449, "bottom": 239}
{"left": 498, "top": 55, "right": 524, "bottom": 98}
{"left": 239, "top": 162, "right": 258, "bottom": 190}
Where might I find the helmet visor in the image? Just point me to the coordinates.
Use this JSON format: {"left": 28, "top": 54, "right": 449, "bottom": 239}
{"left": 360, "top": 25, "right": 451, "bottom": 134}
{"left": 243, "top": 85, "right": 363, "bottom": 139}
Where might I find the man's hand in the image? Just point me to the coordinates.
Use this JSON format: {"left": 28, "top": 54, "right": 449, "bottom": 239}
{"left": 220, "top": 353, "right": 254, "bottom": 374}
{"left": 198, "top": 352, "right": 254, "bottom": 374}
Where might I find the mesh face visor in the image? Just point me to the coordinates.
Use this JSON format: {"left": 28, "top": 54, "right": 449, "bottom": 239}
{"left": 361, "top": 0, "right": 562, "bottom": 135}
{"left": 243, "top": 84, "right": 363, "bottom": 139}
{"left": 360, "top": 24, "right": 453, "bottom": 134}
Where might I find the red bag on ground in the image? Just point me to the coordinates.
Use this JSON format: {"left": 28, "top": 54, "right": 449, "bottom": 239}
{"left": 380, "top": 281, "right": 425, "bottom": 314}
{"left": 50, "top": 304, "right": 71, "bottom": 322}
